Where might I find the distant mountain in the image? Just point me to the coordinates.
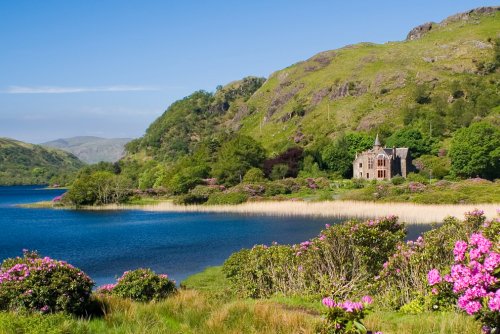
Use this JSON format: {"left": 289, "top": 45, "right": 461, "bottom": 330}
{"left": 42, "top": 136, "right": 132, "bottom": 164}
{"left": 0, "top": 137, "right": 84, "bottom": 185}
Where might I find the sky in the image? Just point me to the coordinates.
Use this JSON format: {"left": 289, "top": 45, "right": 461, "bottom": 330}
{"left": 0, "top": 1, "right": 498, "bottom": 143}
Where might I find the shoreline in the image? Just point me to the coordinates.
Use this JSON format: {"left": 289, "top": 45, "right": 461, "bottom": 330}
{"left": 75, "top": 200, "right": 499, "bottom": 224}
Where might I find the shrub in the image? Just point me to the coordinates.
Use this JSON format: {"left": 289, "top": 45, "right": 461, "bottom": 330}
{"left": 391, "top": 175, "right": 405, "bottom": 185}
{"left": 108, "top": 269, "right": 176, "bottom": 302}
{"left": 264, "top": 182, "right": 290, "bottom": 197}
{"left": 317, "top": 296, "right": 374, "bottom": 334}
{"left": 375, "top": 211, "right": 485, "bottom": 309}
{"left": 223, "top": 216, "right": 405, "bottom": 299}
{"left": 243, "top": 168, "right": 265, "bottom": 183}
{"left": 0, "top": 251, "right": 93, "bottom": 315}
{"left": 427, "top": 214, "right": 500, "bottom": 333}
{"left": 269, "top": 164, "right": 289, "bottom": 181}
{"left": 206, "top": 192, "right": 248, "bottom": 205}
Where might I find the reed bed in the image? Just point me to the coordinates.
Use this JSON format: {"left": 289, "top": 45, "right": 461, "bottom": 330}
{"left": 84, "top": 200, "right": 499, "bottom": 224}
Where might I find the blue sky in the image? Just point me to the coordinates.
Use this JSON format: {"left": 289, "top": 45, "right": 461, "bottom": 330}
{"left": 0, "top": 1, "right": 497, "bottom": 143}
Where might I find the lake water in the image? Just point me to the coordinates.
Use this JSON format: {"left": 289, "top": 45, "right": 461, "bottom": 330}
{"left": 0, "top": 186, "right": 431, "bottom": 287}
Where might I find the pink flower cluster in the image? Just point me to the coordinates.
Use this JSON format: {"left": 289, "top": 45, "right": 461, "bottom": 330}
{"left": 321, "top": 295, "right": 373, "bottom": 313}
{"left": 428, "top": 233, "right": 500, "bottom": 316}
{"left": 0, "top": 255, "right": 90, "bottom": 285}
{"left": 97, "top": 283, "right": 116, "bottom": 293}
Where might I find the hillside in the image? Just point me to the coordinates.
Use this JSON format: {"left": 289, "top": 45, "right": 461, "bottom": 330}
{"left": 79, "top": 7, "right": 500, "bottom": 202}
{"left": 0, "top": 138, "right": 85, "bottom": 185}
{"left": 42, "top": 136, "right": 131, "bottom": 164}
{"left": 127, "top": 7, "right": 499, "bottom": 162}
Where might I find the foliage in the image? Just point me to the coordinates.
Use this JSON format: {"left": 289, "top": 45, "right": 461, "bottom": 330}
{"left": 375, "top": 211, "right": 485, "bottom": 310}
{"left": 103, "top": 269, "right": 176, "bottom": 302}
{"left": 386, "top": 128, "right": 434, "bottom": 158}
{"left": 270, "top": 164, "right": 289, "bottom": 180}
{"left": 206, "top": 192, "right": 248, "bottom": 205}
{"left": 343, "top": 178, "right": 500, "bottom": 204}
{"left": 0, "top": 251, "right": 93, "bottom": 315}
{"left": 65, "top": 171, "right": 131, "bottom": 206}
{"left": 263, "top": 147, "right": 303, "bottom": 179}
{"left": 223, "top": 216, "right": 405, "bottom": 299}
{"left": 0, "top": 138, "right": 84, "bottom": 186}
{"left": 243, "top": 167, "right": 266, "bottom": 183}
{"left": 413, "top": 155, "right": 451, "bottom": 179}
{"left": 211, "top": 135, "right": 266, "bottom": 186}
{"left": 426, "top": 214, "right": 500, "bottom": 333}
{"left": 449, "top": 122, "right": 500, "bottom": 179}
{"left": 318, "top": 296, "right": 374, "bottom": 334}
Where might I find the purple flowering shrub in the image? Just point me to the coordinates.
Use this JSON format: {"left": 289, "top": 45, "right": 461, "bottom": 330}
{"left": 98, "top": 269, "right": 176, "bottom": 302}
{"left": 317, "top": 295, "right": 376, "bottom": 334}
{"left": 0, "top": 250, "right": 93, "bottom": 315}
{"left": 223, "top": 216, "right": 405, "bottom": 299}
{"left": 375, "top": 211, "right": 485, "bottom": 310}
{"left": 427, "top": 216, "right": 500, "bottom": 333}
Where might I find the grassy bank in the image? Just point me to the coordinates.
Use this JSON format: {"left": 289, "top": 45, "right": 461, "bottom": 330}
{"left": 0, "top": 266, "right": 482, "bottom": 334}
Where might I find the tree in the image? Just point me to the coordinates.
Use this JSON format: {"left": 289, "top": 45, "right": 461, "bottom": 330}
{"left": 386, "top": 128, "right": 434, "bottom": 158}
{"left": 270, "top": 164, "right": 289, "bottom": 180}
{"left": 449, "top": 122, "right": 500, "bottom": 179}
{"left": 211, "top": 135, "right": 266, "bottom": 186}
{"left": 243, "top": 168, "right": 265, "bottom": 183}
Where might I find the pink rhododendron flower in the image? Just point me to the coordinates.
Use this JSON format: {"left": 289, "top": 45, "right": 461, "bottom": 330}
{"left": 427, "top": 269, "right": 442, "bottom": 286}
{"left": 322, "top": 297, "right": 335, "bottom": 308}
{"left": 361, "top": 295, "right": 373, "bottom": 304}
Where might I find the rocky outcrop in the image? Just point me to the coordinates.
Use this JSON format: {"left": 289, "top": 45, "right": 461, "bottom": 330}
{"left": 406, "top": 6, "right": 499, "bottom": 41}
{"left": 406, "top": 22, "right": 434, "bottom": 41}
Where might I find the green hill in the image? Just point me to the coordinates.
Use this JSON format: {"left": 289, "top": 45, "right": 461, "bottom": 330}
{"left": 42, "top": 136, "right": 132, "bottom": 164}
{"left": 0, "top": 138, "right": 85, "bottom": 185}
{"left": 89, "top": 7, "right": 499, "bottom": 201}
{"left": 128, "top": 7, "right": 499, "bottom": 162}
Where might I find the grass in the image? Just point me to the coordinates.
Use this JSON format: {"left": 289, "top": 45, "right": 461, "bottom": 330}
{"left": 364, "top": 311, "right": 481, "bottom": 334}
{"left": 0, "top": 267, "right": 485, "bottom": 334}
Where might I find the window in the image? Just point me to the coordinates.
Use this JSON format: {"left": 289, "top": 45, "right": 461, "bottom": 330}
{"left": 367, "top": 173, "right": 369, "bottom": 179}
{"left": 359, "top": 163, "right": 362, "bottom": 168}
{"left": 377, "top": 170, "right": 386, "bottom": 178}
{"left": 359, "top": 172, "right": 362, "bottom": 177}
{"left": 368, "top": 158, "right": 373, "bottom": 169}
{"left": 377, "top": 158, "right": 386, "bottom": 167}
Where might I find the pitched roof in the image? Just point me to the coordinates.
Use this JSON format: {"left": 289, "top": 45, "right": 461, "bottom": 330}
{"left": 374, "top": 134, "right": 381, "bottom": 146}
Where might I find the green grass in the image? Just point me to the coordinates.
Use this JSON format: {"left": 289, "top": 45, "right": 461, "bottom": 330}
{"left": 365, "top": 311, "right": 481, "bottom": 334}
{"left": 181, "top": 266, "right": 230, "bottom": 294}
{"left": 0, "top": 267, "right": 485, "bottom": 334}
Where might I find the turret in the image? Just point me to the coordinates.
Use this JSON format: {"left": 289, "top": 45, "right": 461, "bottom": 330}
{"left": 373, "top": 134, "right": 381, "bottom": 149}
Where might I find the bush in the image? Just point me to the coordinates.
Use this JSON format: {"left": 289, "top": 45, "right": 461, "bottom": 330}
{"left": 0, "top": 251, "right": 94, "bottom": 315}
{"left": 206, "top": 192, "right": 248, "bottom": 205}
{"left": 426, "top": 212, "right": 499, "bottom": 332}
{"left": 107, "top": 269, "right": 176, "bottom": 302}
{"left": 391, "top": 175, "right": 405, "bottom": 185}
{"left": 243, "top": 168, "right": 265, "bottom": 183}
{"left": 223, "top": 216, "right": 405, "bottom": 299}
{"left": 375, "top": 211, "right": 485, "bottom": 310}
{"left": 264, "top": 182, "right": 290, "bottom": 197}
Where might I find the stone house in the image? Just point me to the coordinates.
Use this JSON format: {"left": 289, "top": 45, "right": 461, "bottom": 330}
{"left": 353, "top": 135, "right": 413, "bottom": 180}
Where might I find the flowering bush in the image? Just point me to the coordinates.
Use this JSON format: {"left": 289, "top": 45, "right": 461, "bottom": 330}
{"left": 104, "top": 268, "right": 176, "bottom": 302}
{"left": 0, "top": 250, "right": 93, "bottom": 314}
{"left": 427, "top": 223, "right": 500, "bottom": 333}
{"left": 223, "top": 216, "right": 405, "bottom": 299}
{"left": 317, "top": 295, "right": 375, "bottom": 334}
{"left": 375, "top": 211, "right": 485, "bottom": 310}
